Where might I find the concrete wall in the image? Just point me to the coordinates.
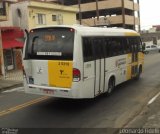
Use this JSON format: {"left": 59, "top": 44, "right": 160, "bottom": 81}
{"left": 81, "top": 15, "right": 123, "bottom": 26}
{"left": 124, "top": 0, "right": 139, "bottom": 11}
{"left": 72, "top": 0, "right": 122, "bottom": 12}
{"left": 157, "top": 40, "right": 160, "bottom": 45}
{"left": 11, "top": 1, "right": 77, "bottom": 30}
{"left": 11, "top": 1, "right": 29, "bottom": 30}
{"left": 28, "top": 6, "right": 77, "bottom": 30}
{"left": 141, "top": 32, "right": 160, "bottom": 45}
{"left": 141, "top": 32, "right": 160, "bottom": 40}
{"left": 144, "top": 40, "right": 160, "bottom": 46}
{"left": 134, "top": 3, "right": 139, "bottom": 11}
{"left": 81, "top": 15, "right": 140, "bottom": 26}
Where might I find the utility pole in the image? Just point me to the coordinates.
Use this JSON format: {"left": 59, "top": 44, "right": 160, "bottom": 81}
{"left": 0, "top": 30, "right": 6, "bottom": 78}
{"left": 59, "top": 0, "right": 64, "bottom": 5}
{"left": 95, "top": 0, "right": 99, "bottom": 21}
{"left": 61, "top": 0, "right": 64, "bottom": 5}
{"left": 133, "top": 0, "right": 135, "bottom": 30}
{"left": 137, "top": 0, "right": 141, "bottom": 32}
{"left": 78, "top": 0, "right": 82, "bottom": 25}
{"left": 121, "top": 0, "right": 125, "bottom": 28}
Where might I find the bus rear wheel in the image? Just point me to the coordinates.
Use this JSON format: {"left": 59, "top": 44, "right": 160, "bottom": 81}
{"left": 107, "top": 78, "right": 115, "bottom": 94}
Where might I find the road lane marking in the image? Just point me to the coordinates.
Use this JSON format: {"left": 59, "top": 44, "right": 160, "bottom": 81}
{"left": 0, "top": 96, "right": 50, "bottom": 117}
{"left": 148, "top": 91, "right": 160, "bottom": 105}
{"left": 2, "top": 87, "right": 24, "bottom": 93}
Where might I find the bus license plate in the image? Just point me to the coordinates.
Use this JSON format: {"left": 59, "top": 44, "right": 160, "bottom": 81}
{"left": 41, "top": 89, "right": 54, "bottom": 95}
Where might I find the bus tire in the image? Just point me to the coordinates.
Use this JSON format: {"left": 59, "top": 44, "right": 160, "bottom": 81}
{"left": 107, "top": 77, "right": 115, "bottom": 94}
{"left": 135, "top": 66, "right": 142, "bottom": 80}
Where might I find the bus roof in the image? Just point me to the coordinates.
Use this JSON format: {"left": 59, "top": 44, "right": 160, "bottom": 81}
{"left": 31, "top": 25, "right": 140, "bottom": 36}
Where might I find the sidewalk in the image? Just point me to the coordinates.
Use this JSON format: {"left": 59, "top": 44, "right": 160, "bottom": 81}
{"left": 0, "top": 79, "right": 23, "bottom": 92}
{"left": 142, "top": 95, "right": 160, "bottom": 128}
{"left": 126, "top": 92, "right": 160, "bottom": 129}
{"left": 0, "top": 70, "right": 23, "bottom": 81}
{"left": 0, "top": 70, "right": 23, "bottom": 92}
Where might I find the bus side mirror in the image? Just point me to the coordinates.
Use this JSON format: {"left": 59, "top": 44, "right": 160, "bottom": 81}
{"left": 24, "top": 29, "right": 29, "bottom": 39}
{"left": 142, "top": 43, "right": 146, "bottom": 52}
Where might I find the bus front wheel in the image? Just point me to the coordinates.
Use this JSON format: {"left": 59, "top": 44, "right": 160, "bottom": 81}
{"left": 135, "top": 66, "right": 142, "bottom": 80}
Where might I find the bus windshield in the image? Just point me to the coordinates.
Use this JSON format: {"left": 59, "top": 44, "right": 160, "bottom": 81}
{"left": 25, "top": 28, "right": 74, "bottom": 60}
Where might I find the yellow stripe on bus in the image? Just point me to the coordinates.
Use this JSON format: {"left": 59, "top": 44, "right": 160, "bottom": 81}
{"left": 127, "top": 53, "right": 132, "bottom": 80}
{"left": 125, "top": 32, "right": 140, "bottom": 36}
{"left": 48, "top": 60, "right": 73, "bottom": 88}
{"left": 132, "top": 62, "right": 138, "bottom": 66}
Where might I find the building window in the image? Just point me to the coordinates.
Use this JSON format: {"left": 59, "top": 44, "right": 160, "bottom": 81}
{"left": 0, "top": 2, "right": 6, "bottom": 16}
{"left": 83, "top": 37, "right": 94, "bottom": 62}
{"left": 4, "top": 49, "right": 14, "bottom": 70}
{"left": 36, "top": 13, "right": 46, "bottom": 25}
{"left": 52, "top": 15, "right": 57, "bottom": 21}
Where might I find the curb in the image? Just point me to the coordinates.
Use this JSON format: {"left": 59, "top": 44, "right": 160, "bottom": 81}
{"left": 0, "top": 83, "right": 23, "bottom": 93}
{"left": 124, "top": 91, "right": 160, "bottom": 128}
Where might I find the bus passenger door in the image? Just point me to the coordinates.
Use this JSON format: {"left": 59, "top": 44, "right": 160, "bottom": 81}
{"left": 131, "top": 40, "right": 138, "bottom": 78}
{"left": 93, "top": 39, "right": 105, "bottom": 96}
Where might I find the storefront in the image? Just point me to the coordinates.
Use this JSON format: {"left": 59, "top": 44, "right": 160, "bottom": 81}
{"left": 0, "top": 27, "right": 24, "bottom": 75}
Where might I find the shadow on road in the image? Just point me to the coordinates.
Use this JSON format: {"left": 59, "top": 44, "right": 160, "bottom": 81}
{"left": 37, "top": 79, "right": 140, "bottom": 112}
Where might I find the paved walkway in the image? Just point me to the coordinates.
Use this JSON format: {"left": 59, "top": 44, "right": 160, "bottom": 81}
{"left": 143, "top": 111, "right": 160, "bottom": 128}
{"left": 143, "top": 95, "right": 160, "bottom": 128}
{"left": 0, "top": 70, "right": 23, "bottom": 81}
{"left": 126, "top": 91, "right": 160, "bottom": 129}
{"left": 0, "top": 70, "right": 23, "bottom": 92}
{"left": 0, "top": 79, "right": 23, "bottom": 92}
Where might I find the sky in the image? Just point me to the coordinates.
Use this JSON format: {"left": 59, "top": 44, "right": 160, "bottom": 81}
{"left": 140, "top": 0, "right": 160, "bottom": 30}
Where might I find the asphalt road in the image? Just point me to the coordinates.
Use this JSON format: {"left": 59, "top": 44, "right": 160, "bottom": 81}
{"left": 0, "top": 53, "right": 160, "bottom": 133}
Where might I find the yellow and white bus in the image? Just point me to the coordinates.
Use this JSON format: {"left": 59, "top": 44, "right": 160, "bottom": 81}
{"left": 23, "top": 25, "right": 144, "bottom": 98}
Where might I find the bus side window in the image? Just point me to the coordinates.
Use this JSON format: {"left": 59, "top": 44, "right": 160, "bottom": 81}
{"left": 111, "top": 38, "right": 122, "bottom": 56}
{"left": 130, "top": 38, "right": 135, "bottom": 52}
{"left": 131, "top": 37, "right": 139, "bottom": 53}
{"left": 122, "top": 37, "right": 127, "bottom": 54}
{"left": 104, "top": 38, "right": 109, "bottom": 58}
{"left": 128, "top": 38, "right": 134, "bottom": 52}
{"left": 112, "top": 41, "right": 118, "bottom": 56}
{"left": 135, "top": 38, "right": 139, "bottom": 53}
{"left": 126, "top": 38, "right": 131, "bottom": 53}
{"left": 117, "top": 38, "right": 124, "bottom": 55}
{"left": 104, "top": 37, "right": 127, "bottom": 57}
{"left": 92, "top": 38, "right": 104, "bottom": 60}
{"left": 135, "top": 37, "right": 142, "bottom": 52}
{"left": 108, "top": 38, "right": 114, "bottom": 57}
{"left": 82, "top": 37, "right": 94, "bottom": 62}
{"left": 106, "top": 37, "right": 119, "bottom": 57}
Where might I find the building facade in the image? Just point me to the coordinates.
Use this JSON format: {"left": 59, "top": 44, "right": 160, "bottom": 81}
{"left": 0, "top": 1, "right": 24, "bottom": 76}
{"left": 50, "top": 0, "right": 140, "bottom": 31}
{"left": 0, "top": 0, "right": 77, "bottom": 76}
{"left": 11, "top": 0, "right": 78, "bottom": 30}
{"left": 0, "top": 27, "right": 24, "bottom": 72}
